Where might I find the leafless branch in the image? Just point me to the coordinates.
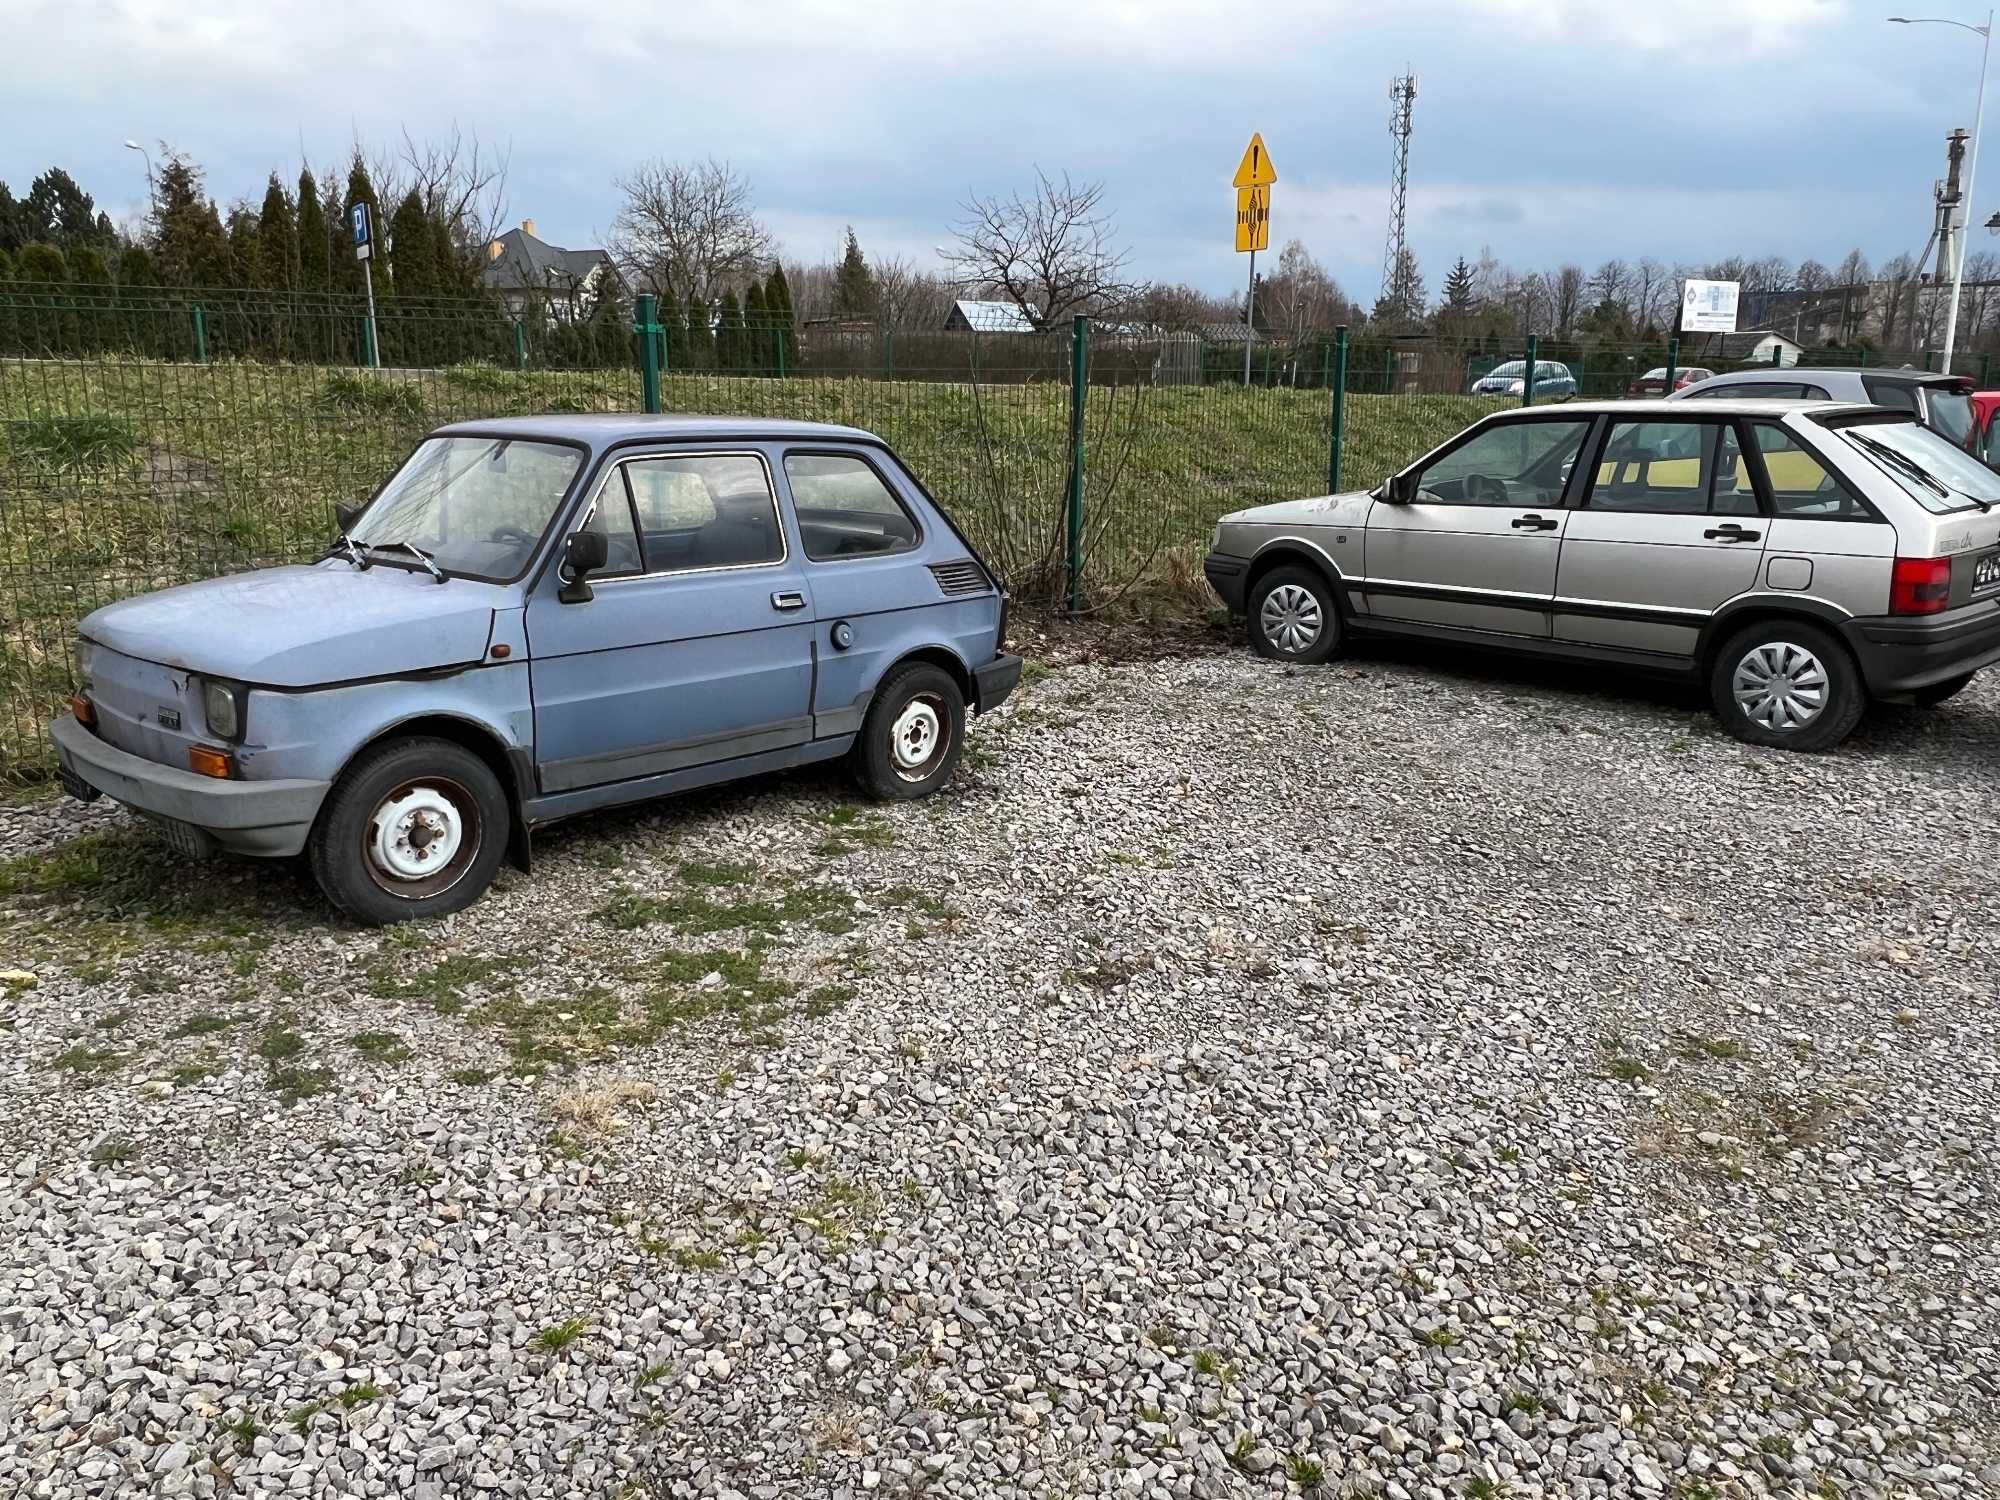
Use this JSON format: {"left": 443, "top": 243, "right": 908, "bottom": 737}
{"left": 611, "top": 157, "right": 774, "bottom": 300}
{"left": 944, "top": 169, "right": 1136, "bottom": 328}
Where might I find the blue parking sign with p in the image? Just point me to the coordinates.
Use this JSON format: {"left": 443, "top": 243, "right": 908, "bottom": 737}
{"left": 350, "top": 203, "right": 371, "bottom": 256}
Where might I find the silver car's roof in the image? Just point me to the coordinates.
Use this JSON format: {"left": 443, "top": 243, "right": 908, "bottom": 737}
{"left": 1491, "top": 398, "right": 1893, "bottom": 420}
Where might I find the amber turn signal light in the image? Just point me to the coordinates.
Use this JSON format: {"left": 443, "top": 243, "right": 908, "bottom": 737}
{"left": 187, "top": 744, "right": 234, "bottom": 779}
{"left": 68, "top": 693, "right": 94, "bottom": 727}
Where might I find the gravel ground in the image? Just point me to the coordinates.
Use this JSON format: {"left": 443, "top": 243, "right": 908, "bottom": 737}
{"left": 0, "top": 643, "right": 1996, "bottom": 1500}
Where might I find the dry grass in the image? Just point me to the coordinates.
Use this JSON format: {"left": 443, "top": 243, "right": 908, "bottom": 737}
{"left": 550, "top": 1077, "right": 658, "bottom": 1142}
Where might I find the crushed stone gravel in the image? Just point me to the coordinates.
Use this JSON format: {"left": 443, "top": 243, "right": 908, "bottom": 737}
{"left": 0, "top": 642, "right": 1995, "bottom": 1499}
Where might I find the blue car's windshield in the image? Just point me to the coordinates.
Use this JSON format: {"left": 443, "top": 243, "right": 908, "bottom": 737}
{"left": 347, "top": 437, "right": 582, "bottom": 581}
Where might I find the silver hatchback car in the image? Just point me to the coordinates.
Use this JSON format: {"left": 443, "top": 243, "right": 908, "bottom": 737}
{"left": 1204, "top": 398, "right": 2000, "bottom": 751}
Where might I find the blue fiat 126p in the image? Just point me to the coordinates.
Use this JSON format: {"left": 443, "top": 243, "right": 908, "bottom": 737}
{"left": 51, "top": 415, "right": 1020, "bottom": 923}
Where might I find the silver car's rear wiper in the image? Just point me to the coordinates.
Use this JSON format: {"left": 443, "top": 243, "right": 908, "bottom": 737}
{"left": 1849, "top": 433, "right": 1953, "bottom": 502}
{"left": 377, "top": 539, "right": 447, "bottom": 583}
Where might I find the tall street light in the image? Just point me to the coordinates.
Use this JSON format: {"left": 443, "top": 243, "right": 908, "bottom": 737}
{"left": 1891, "top": 12, "right": 1993, "bottom": 370}
{"left": 123, "top": 139, "right": 155, "bottom": 216}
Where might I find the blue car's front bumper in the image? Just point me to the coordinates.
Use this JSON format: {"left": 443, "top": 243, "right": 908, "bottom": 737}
{"left": 50, "top": 713, "right": 330, "bottom": 857}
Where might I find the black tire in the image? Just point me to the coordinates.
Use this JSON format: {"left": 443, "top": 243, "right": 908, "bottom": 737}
{"left": 1247, "top": 565, "right": 1342, "bottom": 664}
{"left": 1912, "top": 672, "right": 1976, "bottom": 708}
{"left": 308, "top": 737, "right": 511, "bottom": 925}
{"left": 851, "top": 662, "right": 966, "bottom": 801}
{"left": 1708, "top": 621, "right": 1866, "bottom": 753}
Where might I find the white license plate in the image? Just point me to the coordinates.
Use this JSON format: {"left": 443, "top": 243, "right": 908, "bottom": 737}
{"left": 1975, "top": 551, "right": 2000, "bottom": 596}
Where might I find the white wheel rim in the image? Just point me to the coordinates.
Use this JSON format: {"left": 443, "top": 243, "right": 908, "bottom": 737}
{"left": 1732, "top": 641, "right": 1829, "bottom": 731}
{"left": 1259, "top": 583, "right": 1323, "bottom": 654}
{"left": 891, "top": 700, "right": 942, "bottom": 773}
{"left": 369, "top": 785, "right": 465, "bottom": 882}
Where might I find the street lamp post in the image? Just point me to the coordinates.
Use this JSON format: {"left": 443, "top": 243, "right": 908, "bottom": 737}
{"left": 1892, "top": 12, "right": 1994, "bottom": 371}
{"left": 122, "top": 139, "right": 155, "bottom": 217}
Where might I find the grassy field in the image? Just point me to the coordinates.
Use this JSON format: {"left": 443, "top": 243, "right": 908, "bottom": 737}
{"left": 0, "top": 354, "right": 1501, "bottom": 774}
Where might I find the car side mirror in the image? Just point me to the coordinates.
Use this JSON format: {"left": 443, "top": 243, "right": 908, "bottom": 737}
{"left": 334, "top": 502, "right": 359, "bottom": 533}
{"left": 1382, "top": 472, "right": 1416, "bottom": 504}
{"left": 558, "top": 529, "right": 609, "bottom": 604}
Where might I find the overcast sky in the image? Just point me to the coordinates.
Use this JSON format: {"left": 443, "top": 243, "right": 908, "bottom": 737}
{"left": 4, "top": 0, "right": 1989, "bottom": 302}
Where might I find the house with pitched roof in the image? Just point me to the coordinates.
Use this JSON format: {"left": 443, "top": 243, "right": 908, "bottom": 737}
{"left": 481, "top": 219, "right": 618, "bottom": 323}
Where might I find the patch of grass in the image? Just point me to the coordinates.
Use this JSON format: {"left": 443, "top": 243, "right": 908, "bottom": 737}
{"left": 222, "top": 1412, "right": 260, "bottom": 1452}
{"left": 534, "top": 1317, "right": 589, "bottom": 1354}
{"left": 172, "top": 1011, "right": 236, "bottom": 1038}
{"left": 1758, "top": 1434, "right": 1795, "bottom": 1459}
{"left": 55, "top": 1042, "right": 125, "bottom": 1076}
{"left": 1501, "top": 1391, "right": 1541, "bottom": 1417}
{"left": 450, "top": 1066, "right": 495, "bottom": 1085}
{"left": 87, "top": 1136, "right": 136, "bottom": 1165}
{"left": 268, "top": 1066, "right": 332, "bottom": 1104}
{"left": 1285, "top": 1453, "right": 1325, "bottom": 1491}
{"left": 257, "top": 1023, "right": 306, "bottom": 1063}
{"left": 803, "top": 983, "right": 855, "bottom": 1018}
{"left": 349, "top": 1030, "right": 411, "bottom": 1065}
{"left": 1676, "top": 1033, "right": 1747, "bottom": 1062}
{"left": 10, "top": 411, "right": 138, "bottom": 469}
{"left": 668, "top": 1245, "right": 724, "bottom": 1271}
{"left": 595, "top": 880, "right": 854, "bottom": 938}
{"left": 1606, "top": 1055, "right": 1650, "bottom": 1084}
{"left": 1019, "top": 658, "right": 1052, "bottom": 688}
{"left": 678, "top": 858, "right": 757, "bottom": 887}
{"left": 287, "top": 1401, "right": 323, "bottom": 1433}
{"left": 93, "top": 1007, "right": 135, "bottom": 1030}
{"left": 168, "top": 1052, "right": 222, "bottom": 1086}
{"left": 1193, "top": 1348, "right": 1230, "bottom": 1379}
{"left": 367, "top": 952, "right": 517, "bottom": 1013}
{"left": 315, "top": 371, "right": 425, "bottom": 420}
{"left": 1418, "top": 1327, "right": 1458, "bottom": 1348}
{"left": 337, "top": 1382, "right": 382, "bottom": 1408}
{"left": 1466, "top": 1480, "right": 1504, "bottom": 1500}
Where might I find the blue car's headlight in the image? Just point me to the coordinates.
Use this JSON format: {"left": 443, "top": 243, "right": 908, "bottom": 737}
{"left": 200, "top": 678, "right": 247, "bottom": 741}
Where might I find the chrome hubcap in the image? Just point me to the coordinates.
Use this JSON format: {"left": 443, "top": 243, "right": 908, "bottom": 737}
{"left": 891, "top": 699, "right": 942, "bottom": 773}
{"left": 1259, "top": 584, "right": 1323, "bottom": 654}
{"left": 1732, "top": 641, "right": 1829, "bottom": 731}
{"left": 370, "top": 786, "right": 464, "bottom": 881}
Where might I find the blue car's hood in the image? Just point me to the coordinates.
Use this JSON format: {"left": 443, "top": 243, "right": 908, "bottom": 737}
{"left": 81, "top": 562, "right": 511, "bottom": 688}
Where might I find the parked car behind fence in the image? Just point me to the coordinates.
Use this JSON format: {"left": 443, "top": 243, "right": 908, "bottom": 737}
{"left": 1469, "top": 359, "right": 1577, "bottom": 400}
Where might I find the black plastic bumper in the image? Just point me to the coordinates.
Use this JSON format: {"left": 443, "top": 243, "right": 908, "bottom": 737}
{"left": 973, "top": 653, "right": 1023, "bottom": 713}
{"left": 1204, "top": 551, "right": 1249, "bottom": 613}
{"left": 1844, "top": 607, "right": 2000, "bottom": 696}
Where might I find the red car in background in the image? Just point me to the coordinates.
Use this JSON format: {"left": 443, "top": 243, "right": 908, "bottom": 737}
{"left": 1627, "top": 365, "right": 1715, "bottom": 396}
{"left": 1974, "top": 390, "right": 2000, "bottom": 467}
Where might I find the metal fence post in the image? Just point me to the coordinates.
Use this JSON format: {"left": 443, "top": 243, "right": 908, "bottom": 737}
{"left": 512, "top": 319, "right": 527, "bottom": 370}
{"left": 634, "top": 293, "right": 661, "bottom": 414}
{"left": 191, "top": 303, "right": 208, "bottom": 364}
{"left": 1983, "top": 352, "right": 1992, "bottom": 386}
{"left": 1328, "top": 325, "right": 1349, "bottom": 494}
{"left": 1522, "top": 335, "right": 1538, "bottom": 408}
{"left": 1066, "top": 314, "right": 1089, "bottom": 616}
{"left": 775, "top": 328, "right": 786, "bottom": 378}
{"left": 1664, "top": 335, "right": 1678, "bottom": 395}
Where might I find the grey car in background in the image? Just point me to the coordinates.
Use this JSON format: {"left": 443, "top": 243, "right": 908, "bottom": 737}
{"left": 1673, "top": 367, "right": 1977, "bottom": 452}
{"left": 1204, "top": 398, "right": 2000, "bottom": 751}
{"left": 1470, "top": 359, "right": 1577, "bottom": 400}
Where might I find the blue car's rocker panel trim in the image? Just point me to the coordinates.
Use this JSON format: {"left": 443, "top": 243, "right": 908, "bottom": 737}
{"left": 51, "top": 714, "right": 329, "bottom": 857}
{"left": 539, "top": 715, "right": 816, "bottom": 794}
{"left": 522, "top": 737, "right": 855, "bottom": 826}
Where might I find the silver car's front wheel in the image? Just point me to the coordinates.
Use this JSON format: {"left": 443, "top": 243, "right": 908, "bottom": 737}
{"left": 1731, "top": 641, "right": 1828, "bottom": 731}
{"left": 1248, "top": 566, "right": 1341, "bottom": 665}
{"left": 1259, "top": 584, "right": 1323, "bottom": 654}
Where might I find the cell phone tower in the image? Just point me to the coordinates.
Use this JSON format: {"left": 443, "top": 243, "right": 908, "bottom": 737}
{"left": 1379, "top": 72, "right": 1418, "bottom": 320}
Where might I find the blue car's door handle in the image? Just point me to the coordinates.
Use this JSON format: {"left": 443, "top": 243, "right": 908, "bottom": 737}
{"left": 771, "top": 590, "right": 806, "bottom": 611}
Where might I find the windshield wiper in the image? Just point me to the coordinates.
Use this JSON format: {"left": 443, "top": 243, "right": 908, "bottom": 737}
{"left": 322, "top": 532, "right": 372, "bottom": 570}
{"left": 1849, "top": 433, "right": 1956, "bottom": 503}
{"left": 374, "top": 539, "right": 446, "bottom": 583}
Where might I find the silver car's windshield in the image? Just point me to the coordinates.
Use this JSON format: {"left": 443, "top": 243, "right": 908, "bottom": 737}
{"left": 348, "top": 437, "right": 583, "bottom": 581}
{"left": 1833, "top": 418, "right": 2000, "bottom": 515}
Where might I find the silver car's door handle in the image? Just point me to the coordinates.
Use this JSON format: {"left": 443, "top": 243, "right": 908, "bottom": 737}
{"left": 1704, "top": 524, "right": 1761, "bottom": 542}
{"left": 771, "top": 590, "right": 807, "bottom": 611}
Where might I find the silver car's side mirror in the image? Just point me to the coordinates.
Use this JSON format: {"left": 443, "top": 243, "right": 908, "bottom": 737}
{"left": 1382, "top": 472, "right": 1416, "bottom": 504}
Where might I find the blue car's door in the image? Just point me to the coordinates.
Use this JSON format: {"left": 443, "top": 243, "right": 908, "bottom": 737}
{"left": 522, "top": 448, "right": 816, "bottom": 794}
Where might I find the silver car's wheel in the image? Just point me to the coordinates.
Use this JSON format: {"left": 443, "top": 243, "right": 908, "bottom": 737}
{"left": 1731, "top": 641, "right": 1828, "bottom": 731}
{"left": 1708, "top": 621, "right": 1863, "bottom": 753}
{"left": 1259, "top": 584, "right": 1324, "bottom": 654}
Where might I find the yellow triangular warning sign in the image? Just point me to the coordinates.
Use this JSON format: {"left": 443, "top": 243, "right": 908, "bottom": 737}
{"left": 1232, "top": 133, "right": 1277, "bottom": 188}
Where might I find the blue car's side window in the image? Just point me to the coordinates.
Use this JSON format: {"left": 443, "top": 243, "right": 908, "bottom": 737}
{"left": 784, "top": 452, "right": 922, "bottom": 562}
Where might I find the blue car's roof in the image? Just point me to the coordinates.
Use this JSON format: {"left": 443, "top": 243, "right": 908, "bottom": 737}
{"left": 432, "top": 413, "right": 882, "bottom": 450}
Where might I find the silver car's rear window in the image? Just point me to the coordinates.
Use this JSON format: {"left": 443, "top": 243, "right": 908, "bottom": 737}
{"left": 1826, "top": 415, "right": 2000, "bottom": 515}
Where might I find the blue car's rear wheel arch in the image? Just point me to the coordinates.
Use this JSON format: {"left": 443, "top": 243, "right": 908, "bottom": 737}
{"left": 309, "top": 736, "right": 512, "bottom": 924}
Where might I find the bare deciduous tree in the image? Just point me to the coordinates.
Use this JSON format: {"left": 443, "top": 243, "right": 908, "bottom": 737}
{"left": 873, "top": 254, "right": 955, "bottom": 330}
{"left": 1548, "top": 264, "right": 1586, "bottom": 336}
{"left": 396, "top": 124, "right": 510, "bottom": 264}
{"left": 1589, "top": 259, "right": 1629, "bottom": 310}
{"left": 611, "top": 157, "right": 774, "bottom": 300}
{"left": 945, "top": 169, "right": 1135, "bottom": 327}
{"left": 1263, "top": 239, "right": 1347, "bottom": 338}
